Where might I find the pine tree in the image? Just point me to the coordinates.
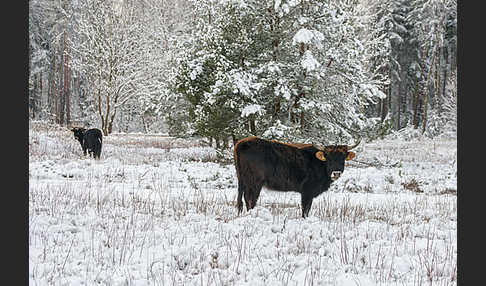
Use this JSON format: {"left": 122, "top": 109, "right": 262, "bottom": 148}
{"left": 171, "top": 0, "right": 389, "bottom": 146}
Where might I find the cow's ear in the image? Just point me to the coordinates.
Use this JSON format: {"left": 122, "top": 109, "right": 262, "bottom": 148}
{"left": 315, "top": 151, "right": 326, "bottom": 161}
{"left": 345, "top": 151, "right": 356, "bottom": 161}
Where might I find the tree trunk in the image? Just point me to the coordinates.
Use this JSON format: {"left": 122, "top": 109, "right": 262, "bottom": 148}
{"left": 417, "top": 42, "right": 429, "bottom": 132}
{"left": 31, "top": 73, "right": 37, "bottom": 119}
{"left": 380, "top": 95, "right": 388, "bottom": 122}
{"left": 77, "top": 76, "right": 87, "bottom": 120}
{"left": 269, "top": 6, "right": 280, "bottom": 124}
{"left": 388, "top": 86, "right": 392, "bottom": 122}
{"left": 412, "top": 89, "right": 420, "bottom": 129}
{"left": 441, "top": 53, "right": 448, "bottom": 115}
{"left": 300, "top": 111, "right": 305, "bottom": 130}
{"left": 380, "top": 83, "right": 390, "bottom": 122}
{"left": 422, "top": 45, "right": 439, "bottom": 134}
{"left": 249, "top": 118, "right": 256, "bottom": 135}
{"left": 39, "top": 72, "right": 43, "bottom": 119}
{"left": 103, "top": 92, "right": 111, "bottom": 135}
{"left": 396, "top": 86, "right": 401, "bottom": 130}
{"left": 64, "top": 43, "right": 71, "bottom": 126}
{"left": 96, "top": 86, "right": 105, "bottom": 135}
{"left": 377, "top": 98, "right": 382, "bottom": 119}
{"left": 434, "top": 50, "right": 440, "bottom": 114}
{"left": 223, "top": 137, "right": 229, "bottom": 149}
{"left": 53, "top": 40, "right": 59, "bottom": 124}
{"left": 58, "top": 63, "right": 65, "bottom": 126}
{"left": 48, "top": 63, "right": 53, "bottom": 120}
{"left": 108, "top": 110, "right": 116, "bottom": 134}
{"left": 422, "top": 90, "right": 429, "bottom": 134}
{"left": 59, "top": 30, "right": 69, "bottom": 126}
{"left": 108, "top": 121, "right": 113, "bottom": 135}
{"left": 141, "top": 115, "right": 148, "bottom": 133}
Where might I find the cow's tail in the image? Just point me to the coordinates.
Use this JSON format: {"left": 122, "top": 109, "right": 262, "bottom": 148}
{"left": 95, "top": 131, "right": 103, "bottom": 159}
{"left": 234, "top": 140, "right": 244, "bottom": 213}
{"left": 233, "top": 142, "right": 241, "bottom": 181}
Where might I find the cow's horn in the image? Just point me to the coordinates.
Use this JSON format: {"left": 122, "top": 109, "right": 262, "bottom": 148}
{"left": 347, "top": 138, "right": 361, "bottom": 151}
{"left": 312, "top": 142, "right": 325, "bottom": 151}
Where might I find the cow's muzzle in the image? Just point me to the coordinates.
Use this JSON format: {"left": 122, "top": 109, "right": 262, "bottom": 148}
{"left": 331, "top": 171, "right": 342, "bottom": 181}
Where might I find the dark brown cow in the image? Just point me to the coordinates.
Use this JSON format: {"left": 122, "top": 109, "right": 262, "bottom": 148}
{"left": 71, "top": 127, "right": 103, "bottom": 159}
{"left": 233, "top": 136, "right": 359, "bottom": 218}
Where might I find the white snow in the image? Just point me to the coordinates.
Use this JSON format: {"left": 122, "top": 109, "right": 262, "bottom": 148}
{"left": 240, "top": 104, "right": 264, "bottom": 118}
{"left": 29, "top": 122, "right": 457, "bottom": 285}
{"left": 360, "top": 83, "right": 387, "bottom": 99}
{"left": 292, "top": 28, "right": 325, "bottom": 46}
{"left": 189, "top": 62, "right": 203, "bottom": 80}
{"left": 301, "top": 50, "right": 321, "bottom": 72}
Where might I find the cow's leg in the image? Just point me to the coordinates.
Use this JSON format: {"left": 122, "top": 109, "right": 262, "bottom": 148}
{"left": 250, "top": 180, "right": 264, "bottom": 209}
{"left": 237, "top": 182, "right": 244, "bottom": 213}
{"left": 243, "top": 187, "right": 253, "bottom": 211}
{"left": 300, "top": 193, "right": 313, "bottom": 218}
{"left": 95, "top": 145, "right": 101, "bottom": 159}
{"left": 82, "top": 140, "right": 88, "bottom": 156}
{"left": 243, "top": 176, "right": 264, "bottom": 211}
{"left": 239, "top": 167, "right": 259, "bottom": 211}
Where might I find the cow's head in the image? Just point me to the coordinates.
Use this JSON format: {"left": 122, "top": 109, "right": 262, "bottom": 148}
{"left": 314, "top": 140, "right": 359, "bottom": 181}
{"left": 71, "top": 127, "right": 86, "bottom": 143}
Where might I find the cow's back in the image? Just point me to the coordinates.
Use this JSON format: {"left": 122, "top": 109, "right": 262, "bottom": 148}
{"left": 84, "top": 128, "right": 103, "bottom": 158}
{"left": 84, "top": 129, "right": 102, "bottom": 143}
{"left": 235, "top": 137, "right": 315, "bottom": 193}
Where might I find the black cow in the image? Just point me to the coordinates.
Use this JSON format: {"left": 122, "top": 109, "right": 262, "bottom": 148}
{"left": 233, "top": 136, "right": 359, "bottom": 218}
{"left": 71, "top": 127, "right": 103, "bottom": 159}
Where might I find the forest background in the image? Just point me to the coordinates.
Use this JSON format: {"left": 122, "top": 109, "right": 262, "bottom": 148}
{"left": 28, "top": 0, "right": 457, "bottom": 146}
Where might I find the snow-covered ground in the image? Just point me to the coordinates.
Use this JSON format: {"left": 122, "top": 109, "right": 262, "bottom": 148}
{"left": 29, "top": 122, "right": 457, "bottom": 286}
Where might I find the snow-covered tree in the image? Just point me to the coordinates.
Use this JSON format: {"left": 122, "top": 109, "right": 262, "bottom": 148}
{"left": 29, "top": 0, "right": 456, "bottom": 140}
{"left": 122, "top": 0, "right": 193, "bottom": 134}
{"left": 70, "top": 0, "right": 170, "bottom": 135}
{"left": 286, "top": 0, "right": 389, "bottom": 143}
{"left": 408, "top": 0, "right": 456, "bottom": 134}
{"left": 359, "top": 0, "right": 456, "bottom": 137}
{"left": 29, "top": 0, "right": 50, "bottom": 119}
{"left": 168, "top": 0, "right": 263, "bottom": 145}
{"left": 171, "top": 0, "right": 388, "bottom": 146}
{"left": 29, "top": 0, "right": 72, "bottom": 122}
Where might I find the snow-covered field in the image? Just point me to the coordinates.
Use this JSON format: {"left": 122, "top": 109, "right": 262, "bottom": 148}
{"left": 29, "top": 122, "right": 457, "bottom": 286}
